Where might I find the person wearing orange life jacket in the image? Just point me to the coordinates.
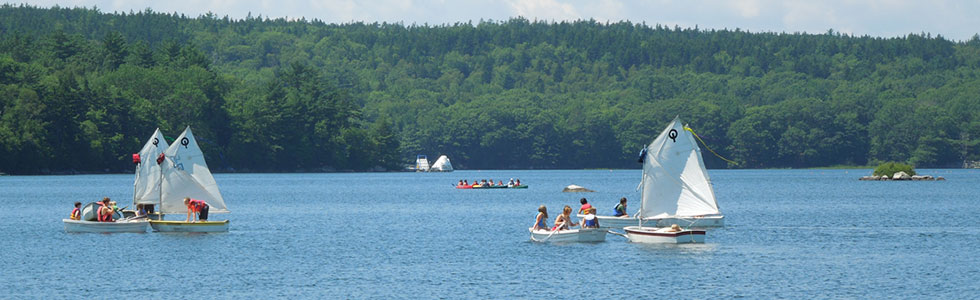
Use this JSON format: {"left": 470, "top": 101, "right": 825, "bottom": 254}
{"left": 69, "top": 202, "right": 82, "bottom": 220}
{"left": 97, "top": 198, "right": 114, "bottom": 222}
{"left": 184, "top": 197, "right": 210, "bottom": 222}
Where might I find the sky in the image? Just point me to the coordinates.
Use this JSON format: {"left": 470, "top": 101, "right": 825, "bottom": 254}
{"left": 14, "top": 0, "right": 980, "bottom": 41}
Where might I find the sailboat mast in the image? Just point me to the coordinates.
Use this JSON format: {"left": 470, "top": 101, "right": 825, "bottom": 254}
{"left": 133, "top": 164, "right": 139, "bottom": 206}
{"left": 158, "top": 154, "right": 164, "bottom": 218}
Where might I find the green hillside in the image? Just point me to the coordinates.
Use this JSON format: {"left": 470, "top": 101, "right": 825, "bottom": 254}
{"left": 2, "top": 4, "right": 979, "bottom": 173}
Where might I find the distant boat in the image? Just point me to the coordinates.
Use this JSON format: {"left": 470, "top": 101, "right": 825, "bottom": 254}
{"left": 148, "top": 126, "right": 231, "bottom": 232}
{"left": 429, "top": 155, "right": 454, "bottom": 172}
{"left": 624, "top": 116, "right": 722, "bottom": 243}
{"left": 456, "top": 184, "right": 527, "bottom": 189}
{"left": 415, "top": 155, "right": 430, "bottom": 172}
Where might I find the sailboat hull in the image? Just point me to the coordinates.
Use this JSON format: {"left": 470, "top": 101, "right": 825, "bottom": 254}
{"left": 529, "top": 227, "right": 607, "bottom": 243}
{"left": 576, "top": 214, "right": 638, "bottom": 229}
{"left": 650, "top": 215, "right": 724, "bottom": 228}
{"left": 150, "top": 220, "right": 229, "bottom": 232}
{"left": 63, "top": 219, "right": 149, "bottom": 233}
{"left": 624, "top": 226, "right": 705, "bottom": 244}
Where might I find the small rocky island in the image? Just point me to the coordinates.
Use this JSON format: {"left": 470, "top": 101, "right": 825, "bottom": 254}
{"left": 859, "top": 162, "right": 944, "bottom": 181}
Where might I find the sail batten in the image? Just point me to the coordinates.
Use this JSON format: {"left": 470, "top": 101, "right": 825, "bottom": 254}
{"left": 638, "top": 117, "right": 721, "bottom": 219}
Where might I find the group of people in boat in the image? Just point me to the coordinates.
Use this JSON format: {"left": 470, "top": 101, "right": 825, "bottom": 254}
{"left": 532, "top": 197, "right": 631, "bottom": 231}
{"left": 69, "top": 197, "right": 123, "bottom": 222}
{"left": 456, "top": 178, "right": 522, "bottom": 188}
{"left": 69, "top": 196, "right": 211, "bottom": 222}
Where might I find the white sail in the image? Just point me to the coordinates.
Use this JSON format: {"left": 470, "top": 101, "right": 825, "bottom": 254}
{"left": 638, "top": 117, "right": 720, "bottom": 219}
{"left": 133, "top": 128, "right": 169, "bottom": 205}
{"left": 160, "top": 126, "right": 228, "bottom": 215}
{"left": 430, "top": 155, "right": 453, "bottom": 171}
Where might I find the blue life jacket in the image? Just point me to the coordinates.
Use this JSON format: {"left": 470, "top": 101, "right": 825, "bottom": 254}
{"left": 584, "top": 218, "right": 597, "bottom": 227}
{"left": 614, "top": 204, "right": 626, "bottom": 216}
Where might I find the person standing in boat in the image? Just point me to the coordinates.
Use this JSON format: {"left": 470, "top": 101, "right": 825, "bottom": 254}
{"left": 614, "top": 197, "right": 628, "bottom": 217}
{"left": 97, "top": 198, "right": 114, "bottom": 222}
{"left": 69, "top": 202, "right": 81, "bottom": 220}
{"left": 533, "top": 205, "right": 549, "bottom": 231}
{"left": 552, "top": 205, "right": 578, "bottom": 231}
{"left": 184, "top": 197, "right": 210, "bottom": 222}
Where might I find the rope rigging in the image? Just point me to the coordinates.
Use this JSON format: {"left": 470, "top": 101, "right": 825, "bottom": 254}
{"left": 684, "top": 126, "right": 739, "bottom": 166}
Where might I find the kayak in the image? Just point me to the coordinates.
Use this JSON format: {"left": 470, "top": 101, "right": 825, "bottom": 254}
{"left": 456, "top": 184, "right": 528, "bottom": 189}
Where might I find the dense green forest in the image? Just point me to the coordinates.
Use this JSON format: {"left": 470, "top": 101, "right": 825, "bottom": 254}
{"left": 2, "top": 5, "right": 980, "bottom": 174}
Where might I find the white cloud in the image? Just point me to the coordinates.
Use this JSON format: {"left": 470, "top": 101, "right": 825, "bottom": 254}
{"left": 504, "top": 0, "right": 580, "bottom": 21}
{"left": 729, "top": 0, "right": 761, "bottom": 18}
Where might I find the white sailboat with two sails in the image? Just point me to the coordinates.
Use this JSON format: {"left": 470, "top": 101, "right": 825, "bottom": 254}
{"left": 132, "top": 126, "right": 230, "bottom": 232}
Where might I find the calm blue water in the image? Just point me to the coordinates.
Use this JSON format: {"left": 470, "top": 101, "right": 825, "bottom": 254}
{"left": 2, "top": 169, "right": 978, "bottom": 298}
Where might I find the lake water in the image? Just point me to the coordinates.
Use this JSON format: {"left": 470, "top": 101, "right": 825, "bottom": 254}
{"left": 1, "top": 169, "right": 978, "bottom": 298}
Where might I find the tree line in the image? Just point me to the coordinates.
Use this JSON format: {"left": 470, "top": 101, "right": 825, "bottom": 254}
{"left": 1, "top": 4, "right": 979, "bottom": 174}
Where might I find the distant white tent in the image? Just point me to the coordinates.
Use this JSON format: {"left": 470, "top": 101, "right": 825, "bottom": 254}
{"left": 430, "top": 155, "right": 454, "bottom": 172}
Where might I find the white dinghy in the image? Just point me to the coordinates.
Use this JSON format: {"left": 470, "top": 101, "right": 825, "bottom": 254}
{"left": 429, "top": 155, "right": 454, "bottom": 172}
{"left": 624, "top": 117, "right": 719, "bottom": 243}
{"left": 63, "top": 203, "right": 148, "bottom": 233}
{"left": 528, "top": 227, "right": 607, "bottom": 243}
{"left": 149, "top": 126, "right": 230, "bottom": 232}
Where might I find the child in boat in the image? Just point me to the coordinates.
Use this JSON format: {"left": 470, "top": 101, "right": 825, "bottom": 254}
{"left": 515, "top": 179, "right": 522, "bottom": 186}
{"left": 507, "top": 178, "right": 515, "bottom": 187}
{"left": 552, "top": 205, "right": 578, "bottom": 231}
{"left": 533, "top": 205, "right": 549, "bottom": 231}
{"left": 582, "top": 207, "right": 600, "bottom": 228}
{"left": 457, "top": 180, "right": 464, "bottom": 187}
{"left": 98, "top": 198, "right": 114, "bottom": 222}
{"left": 666, "top": 224, "right": 682, "bottom": 232}
{"left": 614, "top": 197, "right": 628, "bottom": 217}
{"left": 497, "top": 180, "right": 504, "bottom": 186}
{"left": 184, "top": 197, "right": 210, "bottom": 222}
{"left": 578, "top": 198, "right": 592, "bottom": 214}
{"left": 136, "top": 204, "right": 148, "bottom": 217}
{"left": 69, "top": 202, "right": 81, "bottom": 220}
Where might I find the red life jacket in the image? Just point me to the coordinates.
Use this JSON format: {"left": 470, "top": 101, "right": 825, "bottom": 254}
{"left": 97, "top": 203, "right": 114, "bottom": 222}
{"left": 188, "top": 199, "right": 206, "bottom": 212}
{"left": 70, "top": 208, "right": 80, "bottom": 220}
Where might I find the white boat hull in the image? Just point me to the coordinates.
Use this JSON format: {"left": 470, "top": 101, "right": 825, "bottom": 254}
{"left": 63, "top": 219, "right": 149, "bottom": 233}
{"left": 576, "top": 214, "right": 639, "bottom": 229}
{"left": 649, "top": 215, "right": 724, "bottom": 228}
{"left": 624, "top": 226, "right": 705, "bottom": 244}
{"left": 529, "top": 227, "right": 607, "bottom": 243}
{"left": 150, "top": 220, "right": 229, "bottom": 232}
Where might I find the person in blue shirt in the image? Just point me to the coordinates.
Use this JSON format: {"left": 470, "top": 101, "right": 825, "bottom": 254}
{"left": 614, "top": 197, "right": 628, "bottom": 217}
{"left": 533, "top": 205, "right": 549, "bottom": 231}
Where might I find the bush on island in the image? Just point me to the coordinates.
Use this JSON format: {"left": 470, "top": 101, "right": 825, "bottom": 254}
{"left": 873, "top": 162, "right": 916, "bottom": 178}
